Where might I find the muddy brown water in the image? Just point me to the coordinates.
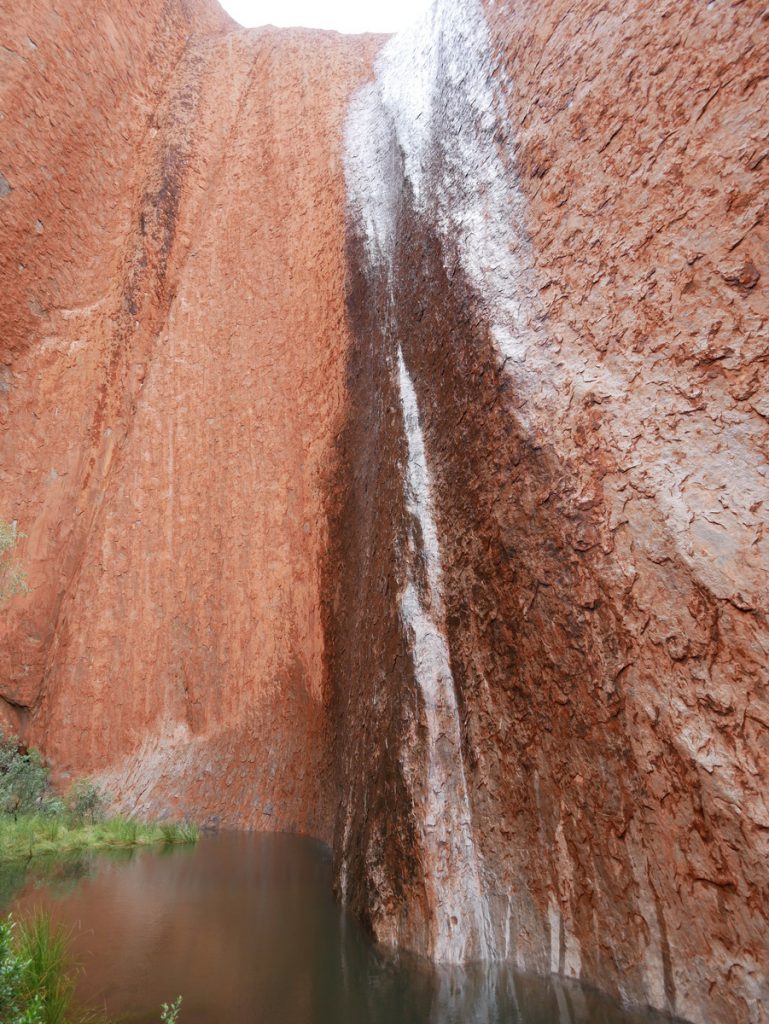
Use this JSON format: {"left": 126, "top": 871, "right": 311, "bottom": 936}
{"left": 1, "top": 832, "right": 683, "bottom": 1024}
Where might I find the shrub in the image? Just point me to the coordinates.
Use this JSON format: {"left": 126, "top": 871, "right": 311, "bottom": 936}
{"left": 0, "top": 520, "right": 29, "bottom": 607}
{"left": 65, "top": 781, "right": 108, "bottom": 826}
{"left": 39, "top": 798, "right": 66, "bottom": 820}
{"left": 0, "top": 735, "right": 48, "bottom": 819}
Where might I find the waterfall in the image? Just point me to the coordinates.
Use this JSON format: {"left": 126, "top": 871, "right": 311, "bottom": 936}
{"left": 396, "top": 344, "right": 494, "bottom": 963}
{"left": 344, "top": 0, "right": 518, "bottom": 965}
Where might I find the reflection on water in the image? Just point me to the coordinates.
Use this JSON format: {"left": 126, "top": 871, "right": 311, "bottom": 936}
{"left": 0, "top": 849, "right": 100, "bottom": 906}
{"left": 1, "top": 833, "right": 680, "bottom": 1024}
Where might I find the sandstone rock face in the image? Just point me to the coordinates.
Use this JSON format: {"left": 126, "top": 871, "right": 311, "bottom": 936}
{"left": 0, "top": 0, "right": 382, "bottom": 835}
{"left": 2, "top": 0, "right": 768, "bottom": 1021}
{"left": 332, "top": 1, "right": 768, "bottom": 1022}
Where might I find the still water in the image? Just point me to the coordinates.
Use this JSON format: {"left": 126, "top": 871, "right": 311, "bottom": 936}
{"left": 1, "top": 832, "right": 680, "bottom": 1024}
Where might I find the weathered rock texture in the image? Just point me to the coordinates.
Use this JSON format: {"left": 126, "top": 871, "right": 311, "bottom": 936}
{"left": 331, "top": 1, "right": 768, "bottom": 1023}
{"left": 1, "top": 0, "right": 768, "bottom": 1021}
{"left": 0, "top": 0, "right": 382, "bottom": 834}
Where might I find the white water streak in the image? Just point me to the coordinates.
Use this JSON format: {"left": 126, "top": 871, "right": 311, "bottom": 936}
{"left": 397, "top": 346, "right": 494, "bottom": 962}
{"left": 346, "top": 0, "right": 540, "bottom": 399}
{"left": 345, "top": 0, "right": 536, "bottom": 966}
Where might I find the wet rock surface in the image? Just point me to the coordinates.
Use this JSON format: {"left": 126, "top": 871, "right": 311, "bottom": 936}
{"left": 332, "top": 1, "right": 768, "bottom": 1022}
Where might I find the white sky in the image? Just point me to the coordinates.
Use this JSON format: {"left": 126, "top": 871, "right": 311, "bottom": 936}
{"left": 219, "top": 0, "right": 430, "bottom": 34}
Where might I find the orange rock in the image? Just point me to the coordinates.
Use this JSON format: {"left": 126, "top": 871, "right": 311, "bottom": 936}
{"left": 0, "top": 0, "right": 383, "bottom": 837}
{"left": 334, "top": 0, "right": 768, "bottom": 1021}
{"left": 2, "top": 0, "right": 768, "bottom": 1021}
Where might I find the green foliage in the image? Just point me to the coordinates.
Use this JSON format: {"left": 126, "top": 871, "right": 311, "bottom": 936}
{"left": 0, "top": 814, "right": 199, "bottom": 862}
{"left": 40, "top": 798, "right": 66, "bottom": 820}
{"left": 0, "top": 916, "right": 26, "bottom": 1021}
{"left": 15, "top": 914, "right": 73, "bottom": 1024}
{"left": 160, "top": 996, "right": 182, "bottom": 1024}
{"left": 0, "top": 917, "right": 45, "bottom": 1024}
{"left": 2, "top": 912, "right": 184, "bottom": 1024}
{"left": 0, "top": 733, "right": 197, "bottom": 861}
{"left": 0, "top": 734, "right": 48, "bottom": 818}
{"left": 65, "top": 782, "right": 108, "bottom": 827}
{"left": 0, "top": 520, "right": 29, "bottom": 606}
{"left": 160, "top": 822, "right": 198, "bottom": 845}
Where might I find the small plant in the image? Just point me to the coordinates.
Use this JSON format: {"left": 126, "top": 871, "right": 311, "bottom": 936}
{"left": 0, "top": 520, "right": 29, "bottom": 607}
{"left": 66, "top": 781, "right": 108, "bottom": 826}
{"left": 160, "top": 822, "right": 198, "bottom": 845}
{"left": 0, "top": 916, "right": 25, "bottom": 1020}
{"left": 104, "top": 818, "right": 138, "bottom": 846}
{"left": 160, "top": 995, "right": 182, "bottom": 1024}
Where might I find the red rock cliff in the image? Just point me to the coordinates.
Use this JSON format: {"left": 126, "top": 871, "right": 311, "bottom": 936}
{"left": 1, "top": 0, "right": 768, "bottom": 1022}
{"left": 333, "top": 1, "right": 768, "bottom": 1022}
{"left": 0, "top": 0, "right": 383, "bottom": 835}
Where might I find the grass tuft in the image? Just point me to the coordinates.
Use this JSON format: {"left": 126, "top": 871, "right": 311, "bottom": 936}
{"left": 16, "top": 912, "right": 74, "bottom": 1024}
{"left": 0, "top": 815, "right": 199, "bottom": 863}
{"left": 2, "top": 911, "right": 185, "bottom": 1023}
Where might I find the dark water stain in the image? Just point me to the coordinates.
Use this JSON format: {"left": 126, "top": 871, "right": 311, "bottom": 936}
{"left": 2, "top": 832, "right": 683, "bottom": 1024}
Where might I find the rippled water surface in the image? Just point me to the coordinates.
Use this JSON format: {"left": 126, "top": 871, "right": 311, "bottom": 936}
{"left": 1, "top": 832, "right": 680, "bottom": 1024}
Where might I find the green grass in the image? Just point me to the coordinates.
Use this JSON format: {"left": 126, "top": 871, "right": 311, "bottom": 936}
{"left": 3, "top": 911, "right": 181, "bottom": 1023}
{"left": 0, "top": 815, "right": 199, "bottom": 863}
{"left": 16, "top": 913, "right": 75, "bottom": 1024}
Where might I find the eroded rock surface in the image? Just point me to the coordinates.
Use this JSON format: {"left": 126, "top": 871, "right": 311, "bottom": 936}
{"left": 0, "top": 0, "right": 382, "bottom": 835}
{"left": 1, "top": 0, "right": 768, "bottom": 1021}
{"left": 332, "top": 1, "right": 768, "bottom": 1022}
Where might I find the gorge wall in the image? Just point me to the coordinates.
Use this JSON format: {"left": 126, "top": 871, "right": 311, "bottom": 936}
{"left": 1, "top": 1, "right": 767, "bottom": 1023}
{"left": 0, "top": 0, "right": 382, "bottom": 833}
{"left": 331, "top": 1, "right": 768, "bottom": 1022}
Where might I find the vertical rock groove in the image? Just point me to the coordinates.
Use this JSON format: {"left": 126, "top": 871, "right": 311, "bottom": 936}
{"left": 396, "top": 343, "right": 494, "bottom": 962}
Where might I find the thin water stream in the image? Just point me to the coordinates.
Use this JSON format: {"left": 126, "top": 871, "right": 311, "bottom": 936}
{"left": 0, "top": 832, "right": 683, "bottom": 1024}
{"left": 397, "top": 344, "right": 493, "bottom": 963}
